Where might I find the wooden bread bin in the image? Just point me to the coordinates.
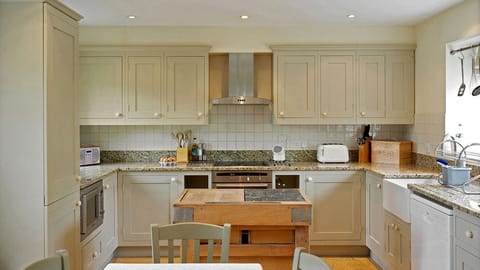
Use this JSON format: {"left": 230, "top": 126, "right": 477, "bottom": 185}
{"left": 370, "top": 140, "right": 412, "bottom": 165}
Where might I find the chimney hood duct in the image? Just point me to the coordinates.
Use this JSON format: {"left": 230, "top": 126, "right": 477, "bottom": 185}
{"left": 211, "top": 53, "right": 270, "bottom": 105}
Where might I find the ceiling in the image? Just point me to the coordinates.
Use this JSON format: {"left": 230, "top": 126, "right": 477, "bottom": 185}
{"left": 50, "top": 0, "right": 464, "bottom": 27}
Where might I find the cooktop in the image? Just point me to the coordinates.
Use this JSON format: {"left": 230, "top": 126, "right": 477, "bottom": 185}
{"left": 213, "top": 161, "right": 269, "bottom": 167}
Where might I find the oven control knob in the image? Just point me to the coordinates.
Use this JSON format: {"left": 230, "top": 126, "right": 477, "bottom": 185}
{"left": 75, "top": 201, "right": 82, "bottom": 207}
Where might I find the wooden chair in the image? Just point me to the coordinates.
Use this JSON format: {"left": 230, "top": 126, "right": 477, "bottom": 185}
{"left": 23, "top": 250, "right": 70, "bottom": 270}
{"left": 292, "top": 247, "right": 331, "bottom": 270}
{"left": 151, "top": 222, "right": 231, "bottom": 263}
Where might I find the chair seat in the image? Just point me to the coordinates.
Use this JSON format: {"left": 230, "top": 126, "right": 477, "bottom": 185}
{"left": 292, "top": 247, "right": 331, "bottom": 270}
{"left": 23, "top": 250, "right": 70, "bottom": 270}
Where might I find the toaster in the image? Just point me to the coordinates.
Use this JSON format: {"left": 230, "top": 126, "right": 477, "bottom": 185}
{"left": 80, "top": 145, "right": 101, "bottom": 166}
{"left": 317, "top": 143, "right": 349, "bottom": 163}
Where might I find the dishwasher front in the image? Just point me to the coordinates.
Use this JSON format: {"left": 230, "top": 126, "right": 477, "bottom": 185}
{"left": 410, "top": 193, "right": 453, "bottom": 270}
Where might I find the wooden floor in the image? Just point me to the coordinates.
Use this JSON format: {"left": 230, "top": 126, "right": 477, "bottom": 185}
{"left": 111, "top": 256, "right": 380, "bottom": 270}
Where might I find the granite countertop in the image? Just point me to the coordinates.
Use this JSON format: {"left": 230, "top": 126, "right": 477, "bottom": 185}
{"left": 409, "top": 183, "right": 480, "bottom": 218}
{"left": 80, "top": 161, "right": 439, "bottom": 188}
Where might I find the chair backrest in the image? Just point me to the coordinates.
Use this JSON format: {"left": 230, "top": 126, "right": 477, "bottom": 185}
{"left": 23, "top": 249, "right": 70, "bottom": 270}
{"left": 292, "top": 247, "right": 331, "bottom": 270}
{"left": 151, "top": 222, "right": 231, "bottom": 264}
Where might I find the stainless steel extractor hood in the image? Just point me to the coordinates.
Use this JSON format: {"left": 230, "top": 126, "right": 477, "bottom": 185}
{"left": 211, "top": 53, "right": 270, "bottom": 105}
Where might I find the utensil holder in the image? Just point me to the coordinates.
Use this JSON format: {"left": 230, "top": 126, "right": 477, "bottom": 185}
{"left": 176, "top": 147, "right": 188, "bottom": 163}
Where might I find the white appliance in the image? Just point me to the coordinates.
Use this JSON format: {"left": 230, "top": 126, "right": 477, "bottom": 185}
{"left": 317, "top": 143, "right": 349, "bottom": 163}
{"left": 80, "top": 145, "right": 101, "bottom": 166}
{"left": 273, "top": 145, "right": 286, "bottom": 161}
{"left": 410, "top": 194, "right": 453, "bottom": 270}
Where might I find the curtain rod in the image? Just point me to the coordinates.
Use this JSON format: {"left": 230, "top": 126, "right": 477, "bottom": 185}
{"left": 450, "top": 42, "right": 480, "bottom": 55}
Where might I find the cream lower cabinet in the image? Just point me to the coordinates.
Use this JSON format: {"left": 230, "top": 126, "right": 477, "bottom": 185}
{"left": 454, "top": 209, "right": 480, "bottom": 270}
{"left": 365, "top": 172, "right": 385, "bottom": 258}
{"left": 118, "top": 172, "right": 184, "bottom": 246}
{"left": 304, "top": 171, "right": 365, "bottom": 245}
{"left": 384, "top": 210, "right": 411, "bottom": 270}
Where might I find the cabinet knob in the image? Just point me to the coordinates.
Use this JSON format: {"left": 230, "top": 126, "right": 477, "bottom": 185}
{"left": 322, "top": 112, "right": 327, "bottom": 116}
{"left": 115, "top": 112, "right": 123, "bottom": 117}
{"left": 389, "top": 223, "right": 395, "bottom": 228}
{"left": 361, "top": 111, "right": 366, "bottom": 116}
{"left": 171, "top": 177, "right": 176, "bottom": 182}
{"left": 376, "top": 183, "right": 382, "bottom": 189}
{"left": 197, "top": 112, "right": 203, "bottom": 117}
{"left": 395, "top": 225, "right": 399, "bottom": 231}
{"left": 103, "top": 184, "right": 110, "bottom": 190}
{"left": 75, "top": 201, "right": 82, "bottom": 207}
{"left": 306, "top": 177, "right": 313, "bottom": 182}
{"left": 465, "top": 230, "right": 474, "bottom": 239}
{"left": 153, "top": 112, "right": 160, "bottom": 117}
{"left": 279, "top": 111, "right": 284, "bottom": 117}
{"left": 92, "top": 251, "right": 98, "bottom": 258}
{"left": 75, "top": 176, "right": 81, "bottom": 182}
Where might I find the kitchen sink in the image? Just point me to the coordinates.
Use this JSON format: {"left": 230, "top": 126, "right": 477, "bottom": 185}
{"left": 383, "top": 178, "right": 438, "bottom": 223}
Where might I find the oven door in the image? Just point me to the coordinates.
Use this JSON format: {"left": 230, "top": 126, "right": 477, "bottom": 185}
{"left": 213, "top": 183, "right": 272, "bottom": 189}
{"left": 80, "top": 181, "right": 104, "bottom": 240}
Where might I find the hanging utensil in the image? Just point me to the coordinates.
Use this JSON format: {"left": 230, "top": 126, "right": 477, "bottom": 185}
{"left": 458, "top": 56, "right": 466, "bottom": 96}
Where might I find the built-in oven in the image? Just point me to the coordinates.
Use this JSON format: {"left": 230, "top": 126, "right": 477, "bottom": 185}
{"left": 212, "top": 160, "right": 273, "bottom": 190}
{"left": 80, "top": 180, "right": 104, "bottom": 241}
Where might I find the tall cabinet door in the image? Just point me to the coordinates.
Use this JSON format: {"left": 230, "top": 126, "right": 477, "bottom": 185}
{"left": 357, "top": 55, "right": 386, "bottom": 122}
{"left": 274, "top": 53, "right": 317, "bottom": 124}
{"left": 126, "top": 56, "right": 163, "bottom": 122}
{"left": 44, "top": 3, "right": 80, "bottom": 205}
{"left": 366, "top": 172, "right": 385, "bottom": 257}
{"left": 101, "top": 173, "right": 118, "bottom": 261}
{"left": 305, "top": 171, "right": 364, "bottom": 244}
{"left": 79, "top": 55, "right": 124, "bottom": 124}
{"left": 118, "top": 173, "right": 183, "bottom": 246}
{"left": 385, "top": 54, "right": 414, "bottom": 124}
{"left": 165, "top": 56, "right": 207, "bottom": 124}
{"left": 319, "top": 53, "right": 355, "bottom": 124}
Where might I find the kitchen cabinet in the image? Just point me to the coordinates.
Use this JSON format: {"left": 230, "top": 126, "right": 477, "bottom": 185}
{"left": 365, "top": 172, "right": 385, "bottom": 258}
{"left": 0, "top": 2, "right": 82, "bottom": 269}
{"left": 384, "top": 210, "right": 411, "bottom": 270}
{"left": 79, "top": 53, "right": 124, "bottom": 125}
{"left": 454, "top": 209, "right": 480, "bottom": 270}
{"left": 126, "top": 56, "right": 163, "bottom": 123}
{"left": 304, "top": 171, "right": 365, "bottom": 245}
{"left": 274, "top": 52, "right": 317, "bottom": 124}
{"left": 79, "top": 46, "right": 210, "bottom": 125}
{"left": 319, "top": 53, "right": 355, "bottom": 124}
{"left": 271, "top": 45, "right": 415, "bottom": 124}
{"left": 101, "top": 173, "right": 118, "bottom": 264}
{"left": 81, "top": 230, "right": 102, "bottom": 270}
{"left": 165, "top": 55, "right": 208, "bottom": 125}
{"left": 118, "top": 172, "right": 184, "bottom": 246}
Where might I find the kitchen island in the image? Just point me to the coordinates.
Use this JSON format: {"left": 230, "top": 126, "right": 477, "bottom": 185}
{"left": 173, "top": 189, "right": 312, "bottom": 270}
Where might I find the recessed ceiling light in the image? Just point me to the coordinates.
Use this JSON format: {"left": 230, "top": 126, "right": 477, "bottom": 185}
{"left": 240, "top": 15, "right": 249, "bottom": 20}
{"left": 127, "top": 15, "right": 136, "bottom": 19}
{"left": 347, "top": 14, "right": 356, "bottom": 19}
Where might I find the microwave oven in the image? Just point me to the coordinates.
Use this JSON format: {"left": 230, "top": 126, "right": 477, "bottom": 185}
{"left": 80, "top": 180, "right": 104, "bottom": 241}
{"left": 80, "top": 146, "right": 100, "bottom": 166}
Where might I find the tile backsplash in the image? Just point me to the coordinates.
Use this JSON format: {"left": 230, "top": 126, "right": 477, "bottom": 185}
{"left": 80, "top": 105, "right": 409, "bottom": 151}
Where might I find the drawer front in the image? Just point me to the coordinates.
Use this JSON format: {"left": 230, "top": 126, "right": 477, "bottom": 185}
{"left": 455, "top": 215, "right": 480, "bottom": 257}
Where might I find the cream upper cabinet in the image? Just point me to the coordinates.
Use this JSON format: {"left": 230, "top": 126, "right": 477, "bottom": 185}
{"left": 79, "top": 46, "right": 209, "bottom": 125}
{"left": 274, "top": 53, "right": 317, "bottom": 124}
{"left": 357, "top": 54, "right": 386, "bottom": 122}
{"left": 126, "top": 56, "right": 163, "bottom": 123}
{"left": 79, "top": 54, "right": 124, "bottom": 125}
{"left": 304, "top": 171, "right": 365, "bottom": 245}
{"left": 272, "top": 45, "right": 414, "bottom": 125}
{"left": 165, "top": 55, "right": 208, "bottom": 125}
{"left": 319, "top": 53, "right": 355, "bottom": 124}
{"left": 386, "top": 53, "right": 415, "bottom": 124}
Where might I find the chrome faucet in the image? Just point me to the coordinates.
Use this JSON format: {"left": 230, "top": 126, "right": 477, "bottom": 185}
{"left": 455, "top": 143, "right": 480, "bottom": 167}
{"left": 462, "top": 174, "right": 480, "bottom": 195}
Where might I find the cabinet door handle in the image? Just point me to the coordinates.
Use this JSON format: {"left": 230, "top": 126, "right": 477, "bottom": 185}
{"left": 92, "top": 251, "right": 98, "bottom": 258}
{"left": 322, "top": 112, "right": 327, "bottom": 116}
{"left": 75, "top": 176, "right": 81, "bottom": 182}
{"left": 103, "top": 184, "right": 110, "bottom": 190}
{"left": 279, "top": 111, "right": 284, "bottom": 117}
{"left": 75, "top": 200, "right": 82, "bottom": 207}
{"left": 465, "top": 230, "right": 474, "bottom": 239}
{"left": 115, "top": 112, "right": 123, "bottom": 117}
{"left": 197, "top": 112, "right": 203, "bottom": 117}
{"left": 306, "top": 177, "right": 313, "bottom": 182}
{"left": 376, "top": 183, "right": 382, "bottom": 189}
{"left": 153, "top": 112, "right": 160, "bottom": 117}
{"left": 360, "top": 111, "right": 366, "bottom": 116}
{"left": 171, "top": 177, "right": 177, "bottom": 183}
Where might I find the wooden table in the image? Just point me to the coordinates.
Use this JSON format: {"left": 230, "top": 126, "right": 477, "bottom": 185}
{"left": 104, "top": 263, "right": 263, "bottom": 270}
{"left": 173, "top": 189, "right": 312, "bottom": 270}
